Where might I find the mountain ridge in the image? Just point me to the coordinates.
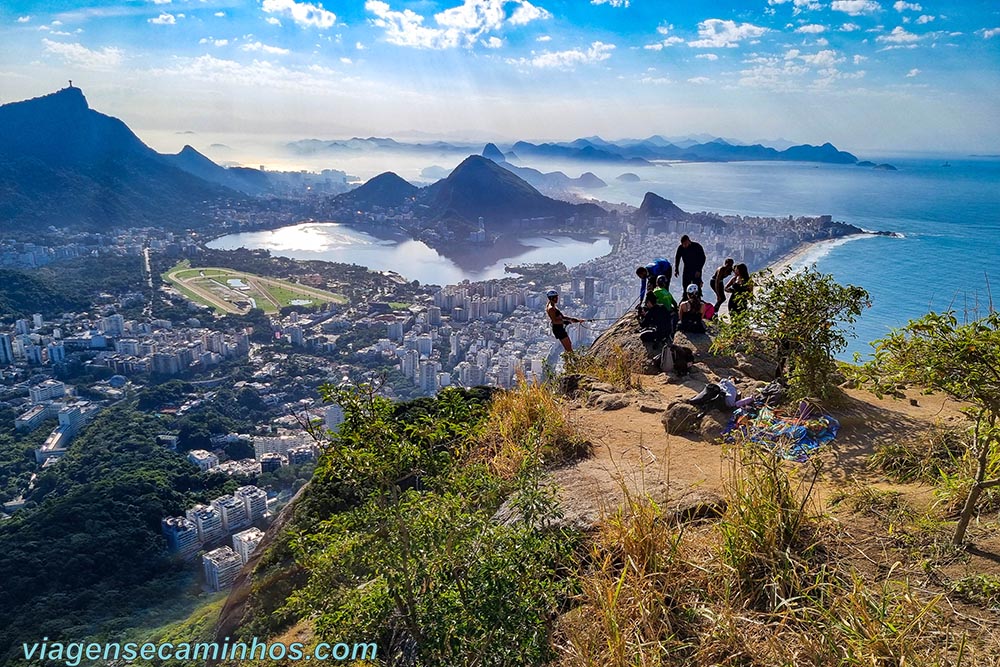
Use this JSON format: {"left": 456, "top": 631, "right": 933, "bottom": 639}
{"left": 0, "top": 87, "right": 238, "bottom": 230}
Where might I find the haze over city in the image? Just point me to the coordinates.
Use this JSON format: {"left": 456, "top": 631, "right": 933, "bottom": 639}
{"left": 1, "top": 0, "right": 998, "bottom": 154}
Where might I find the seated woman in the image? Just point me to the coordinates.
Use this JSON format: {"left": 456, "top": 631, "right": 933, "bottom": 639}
{"left": 677, "top": 284, "right": 709, "bottom": 333}
{"left": 726, "top": 263, "right": 752, "bottom": 315}
{"left": 637, "top": 292, "right": 674, "bottom": 350}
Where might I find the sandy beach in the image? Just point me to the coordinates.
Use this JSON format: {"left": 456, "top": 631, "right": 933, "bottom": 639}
{"left": 767, "top": 233, "right": 872, "bottom": 274}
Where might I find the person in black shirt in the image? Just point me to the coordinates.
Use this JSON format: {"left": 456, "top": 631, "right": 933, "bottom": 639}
{"left": 637, "top": 292, "right": 674, "bottom": 350}
{"left": 710, "top": 257, "right": 735, "bottom": 314}
{"left": 726, "top": 263, "right": 753, "bottom": 315}
{"left": 674, "top": 235, "right": 707, "bottom": 296}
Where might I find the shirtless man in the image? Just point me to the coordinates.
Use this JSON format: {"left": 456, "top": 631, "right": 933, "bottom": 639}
{"left": 545, "top": 289, "right": 583, "bottom": 353}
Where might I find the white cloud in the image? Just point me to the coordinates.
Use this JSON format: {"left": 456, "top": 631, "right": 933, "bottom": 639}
{"left": 199, "top": 37, "right": 229, "bottom": 46}
{"left": 915, "top": 14, "right": 935, "bottom": 24}
{"left": 366, "top": 0, "right": 460, "bottom": 48}
{"left": 840, "top": 22, "right": 861, "bottom": 31}
{"left": 214, "top": 11, "right": 225, "bottom": 17}
{"left": 877, "top": 25, "right": 919, "bottom": 42}
{"left": 812, "top": 67, "right": 865, "bottom": 86}
{"left": 340, "top": 56, "right": 353, "bottom": 63}
{"left": 148, "top": 12, "right": 176, "bottom": 25}
{"left": 356, "top": 41, "right": 365, "bottom": 49}
{"left": 688, "top": 19, "right": 768, "bottom": 48}
{"left": 853, "top": 54, "right": 867, "bottom": 63}
{"left": 640, "top": 76, "right": 670, "bottom": 85}
{"left": 42, "top": 38, "right": 123, "bottom": 70}
{"left": 16, "top": 15, "right": 31, "bottom": 23}
{"left": 905, "top": 67, "right": 920, "bottom": 76}
{"left": 241, "top": 41, "right": 290, "bottom": 54}
{"left": 536, "top": 34, "right": 551, "bottom": 42}
{"left": 482, "top": 35, "right": 503, "bottom": 47}
{"left": 687, "top": 76, "right": 711, "bottom": 84}
{"left": 507, "top": 40, "right": 614, "bottom": 69}
{"left": 814, "top": 36, "right": 829, "bottom": 45}
{"left": 795, "top": 23, "right": 826, "bottom": 33}
{"left": 262, "top": 0, "right": 336, "bottom": 30}
{"left": 798, "top": 48, "right": 844, "bottom": 66}
{"left": 739, "top": 56, "right": 810, "bottom": 89}
{"left": 150, "top": 0, "right": 172, "bottom": 4}
{"left": 644, "top": 36, "right": 683, "bottom": 50}
{"left": 591, "top": 0, "right": 629, "bottom": 6}
{"left": 768, "top": 0, "right": 822, "bottom": 12}
{"left": 979, "top": 27, "right": 1000, "bottom": 39}
{"left": 645, "top": 23, "right": 684, "bottom": 49}
{"left": 892, "top": 1, "right": 921, "bottom": 11}
{"left": 265, "top": 16, "right": 282, "bottom": 26}
{"left": 831, "top": 0, "right": 881, "bottom": 16}
{"left": 150, "top": 54, "right": 353, "bottom": 93}
{"left": 365, "top": 0, "right": 549, "bottom": 50}
{"left": 696, "top": 53, "right": 719, "bottom": 60}
{"left": 508, "top": 1, "right": 551, "bottom": 26}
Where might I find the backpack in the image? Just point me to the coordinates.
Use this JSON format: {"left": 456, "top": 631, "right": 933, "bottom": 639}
{"left": 658, "top": 342, "right": 675, "bottom": 372}
{"left": 671, "top": 344, "right": 695, "bottom": 376}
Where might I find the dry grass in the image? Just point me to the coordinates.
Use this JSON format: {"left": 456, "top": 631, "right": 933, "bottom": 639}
{"left": 715, "top": 442, "right": 828, "bottom": 613}
{"left": 554, "top": 440, "right": 986, "bottom": 666}
{"left": 472, "top": 375, "right": 590, "bottom": 479}
{"left": 565, "top": 344, "right": 644, "bottom": 392}
{"left": 869, "top": 422, "right": 967, "bottom": 484}
{"left": 557, "top": 492, "right": 699, "bottom": 667}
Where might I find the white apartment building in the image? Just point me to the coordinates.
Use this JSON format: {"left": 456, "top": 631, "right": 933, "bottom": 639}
{"left": 212, "top": 494, "right": 250, "bottom": 533}
{"left": 232, "top": 527, "right": 265, "bottom": 565}
{"left": 187, "top": 449, "right": 219, "bottom": 471}
{"left": 29, "top": 379, "right": 66, "bottom": 403}
{"left": 202, "top": 546, "right": 244, "bottom": 591}
{"left": 186, "top": 504, "right": 225, "bottom": 544}
{"left": 234, "top": 485, "right": 268, "bottom": 521}
{"left": 161, "top": 516, "right": 201, "bottom": 557}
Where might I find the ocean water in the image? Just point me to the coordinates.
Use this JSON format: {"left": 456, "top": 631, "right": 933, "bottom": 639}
{"left": 215, "top": 156, "right": 1000, "bottom": 360}
{"left": 566, "top": 156, "right": 1000, "bottom": 360}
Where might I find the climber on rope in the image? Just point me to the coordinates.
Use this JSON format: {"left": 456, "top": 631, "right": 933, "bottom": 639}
{"left": 545, "top": 289, "right": 584, "bottom": 353}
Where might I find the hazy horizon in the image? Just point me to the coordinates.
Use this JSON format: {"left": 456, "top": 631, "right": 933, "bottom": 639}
{"left": 2, "top": 0, "right": 998, "bottom": 156}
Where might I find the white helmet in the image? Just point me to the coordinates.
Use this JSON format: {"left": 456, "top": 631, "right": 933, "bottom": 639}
{"left": 546, "top": 289, "right": 558, "bottom": 298}
{"left": 686, "top": 284, "right": 699, "bottom": 295}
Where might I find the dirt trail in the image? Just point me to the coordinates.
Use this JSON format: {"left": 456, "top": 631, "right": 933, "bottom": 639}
{"left": 556, "top": 369, "right": 968, "bottom": 526}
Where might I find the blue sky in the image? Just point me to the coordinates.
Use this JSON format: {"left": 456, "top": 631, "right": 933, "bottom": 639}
{"left": 1, "top": 0, "right": 998, "bottom": 153}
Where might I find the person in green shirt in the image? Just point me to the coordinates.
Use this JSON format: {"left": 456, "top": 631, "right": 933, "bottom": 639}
{"left": 652, "top": 274, "right": 677, "bottom": 310}
{"left": 650, "top": 275, "right": 677, "bottom": 342}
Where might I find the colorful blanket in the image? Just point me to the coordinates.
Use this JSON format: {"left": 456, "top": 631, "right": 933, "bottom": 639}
{"left": 724, "top": 402, "right": 839, "bottom": 461}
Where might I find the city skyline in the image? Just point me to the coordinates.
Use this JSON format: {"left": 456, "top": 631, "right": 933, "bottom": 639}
{"left": 1, "top": 0, "right": 999, "bottom": 155}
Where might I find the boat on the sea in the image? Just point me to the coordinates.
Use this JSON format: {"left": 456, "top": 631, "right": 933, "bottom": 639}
{"left": 942, "top": 161, "right": 952, "bottom": 167}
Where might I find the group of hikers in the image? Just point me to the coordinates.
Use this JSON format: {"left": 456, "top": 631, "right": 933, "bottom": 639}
{"left": 545, "top": 234, "right": 754, "bottom": 353}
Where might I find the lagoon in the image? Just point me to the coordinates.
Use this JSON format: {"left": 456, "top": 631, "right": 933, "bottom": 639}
{"left": 207, "top": 222, "right": 612, "bottom": 286}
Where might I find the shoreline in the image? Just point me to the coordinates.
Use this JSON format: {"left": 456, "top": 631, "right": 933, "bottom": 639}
{"left": 766, "top": 233, "right": 873, "bottom": 274}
